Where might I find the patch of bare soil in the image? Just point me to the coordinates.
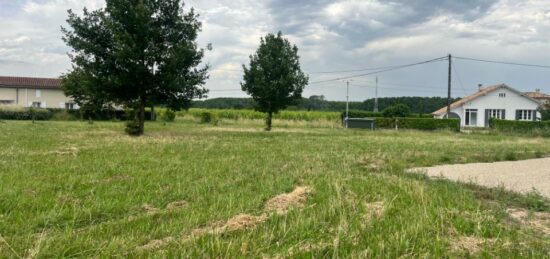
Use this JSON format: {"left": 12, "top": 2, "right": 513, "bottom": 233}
{"left": 265, "top": 186, "right": 313, "bottom": 215}
{"left": 137, "top": 186, "right": 313, "bottom": 252}
{"left": 211, "top": 214, "right": 268, "bottom": 233}
{"left": 94, "top": 175, "right": 132, "bottom": 184}
{"left": 141, "top": 204, "right": 160, "bottom": 215}
{"left": 51, "top": 147, "right": 79, "bottom": 156}
{"left": 450, "top": 236, "right": 491, "bottom": 253}
{"left": 25, "top": 231, "right": 47, "bottom": 259}
{"left": 166, "top": 201, "right": 188, "bottom": 211}
{"left": 358, "top": 155, "right": 386, "bottom": 171}
{"left": 507, "top": 208, "right": 550, "bottom": 236}
{"left": 136, "top": 237, "right": 175, "bottom": 251}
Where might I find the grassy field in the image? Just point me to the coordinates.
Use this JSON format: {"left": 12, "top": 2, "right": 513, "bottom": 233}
{"left": 1, "top": 118, "right": 550, "bottom": 258}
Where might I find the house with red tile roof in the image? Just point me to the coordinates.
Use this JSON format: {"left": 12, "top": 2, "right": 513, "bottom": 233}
{"left": 433, "top": 84, "right": 543, "bottom": 127}
{"left": 0, "top": 76, "right": 78, "bottom": 109}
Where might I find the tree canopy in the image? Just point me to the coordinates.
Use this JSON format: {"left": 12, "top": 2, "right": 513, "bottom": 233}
{"left": 241, "top": 32, "right": 308, "bottom": 130}
{"left": 62, "top": 0, "right": 208, "bottom": 135}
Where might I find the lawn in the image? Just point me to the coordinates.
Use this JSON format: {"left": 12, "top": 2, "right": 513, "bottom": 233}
{"left": 1, "top": 118, "right": 549, "bottom": 258}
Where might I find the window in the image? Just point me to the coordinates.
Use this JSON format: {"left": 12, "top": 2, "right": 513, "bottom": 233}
{"left": 36, "top": 90, "right": 42, "bottom": 98}
{"left": 517, "top": 110, "right": 534, "bottom": 121}
{"left": 0, "top": 100, "right": 14, "bottom": 105}
{"left": 487, "top": 109, "right": 504, "bottom": 119}
{"left": 65, "top": 102, "right": 76, "bottom": 110}
{"left": 465, "top": 109, "right": 478, "bottom": 126}
{"left": 498, "top": 93, "right": 506, "bottom": 98}
{"left": 31, "top": 102, "right": 42, "bottom": 108}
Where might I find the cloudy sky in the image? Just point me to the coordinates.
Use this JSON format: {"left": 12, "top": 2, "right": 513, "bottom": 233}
{"left": 1, "top": 0, "right": 550, "bottom": 101}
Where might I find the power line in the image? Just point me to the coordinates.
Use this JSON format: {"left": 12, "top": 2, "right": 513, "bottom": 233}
{"left": 308, "top": 56, "right": 448, "bottom": 85}
{"left": 454, "top": 56, "right": 550, "bottom": 69}
{"left": 308, "top": 64, "right": 409, "bottom": 74}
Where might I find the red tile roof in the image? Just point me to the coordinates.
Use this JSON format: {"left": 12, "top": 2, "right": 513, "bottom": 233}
{"left": 0, "top": 76, "right": 61, "bottom": 89}
{"left": 525, "top": 91, "right": 550, "bottom": 100}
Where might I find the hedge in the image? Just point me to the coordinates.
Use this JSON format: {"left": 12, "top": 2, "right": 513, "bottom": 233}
{"left": 374, "top": 117, "right": 460, "bottom": 131}
{"left": 489, "top": 118, "right": 550, "bottom": 133}
{"left": 0, "top": 107, "right": 52, "bottom": 120}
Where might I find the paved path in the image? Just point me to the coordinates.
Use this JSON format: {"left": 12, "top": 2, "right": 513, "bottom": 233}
{"left": 410, "top": 158, "right": 550, "bottom": 198}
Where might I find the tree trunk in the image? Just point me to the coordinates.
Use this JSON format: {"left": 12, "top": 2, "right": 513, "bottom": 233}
{"left": 265, "top": 111, "right": 273, "bottom": 131}
{"left": 137, "top": 97, "right": 146, "bottom": 135}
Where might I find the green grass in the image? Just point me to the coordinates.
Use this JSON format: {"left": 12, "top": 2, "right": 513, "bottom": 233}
{"left": 1, "top": 118, "right": 549, "bottom": 258}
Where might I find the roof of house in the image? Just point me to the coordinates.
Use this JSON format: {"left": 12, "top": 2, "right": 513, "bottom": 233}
{"left": 525, "top": 91, "right": 550, "bottom": 100}
{"left": 0, "top": 76, "right": 62, "bottom": 89}
{"left": 432, "top": 84, "right": 541, "bottom": 116}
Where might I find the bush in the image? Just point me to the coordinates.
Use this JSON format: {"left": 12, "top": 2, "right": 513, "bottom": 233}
{"left": 0, "top": 106, "right": 52, "bottom": 120}
{"left": 382, "top": 103, "right": 411, "bottom": 118}
{"left": 125, "top": 120, "right": 141, "bottom": 136}
{"left": 490, "top": 118, "right": 550, "bottom": 135}
{"left": 200, "top": 111, "right": 218, "bottom": 124}
{"left": 161, "top": 109, "right": 176, "bottom": 122}
{"left": 375, "top": 117, "right": 460, "bottom": 131}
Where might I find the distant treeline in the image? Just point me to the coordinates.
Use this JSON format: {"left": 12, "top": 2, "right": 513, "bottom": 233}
{"left": 192, "top": 96, "right": 460, "bottom": 114}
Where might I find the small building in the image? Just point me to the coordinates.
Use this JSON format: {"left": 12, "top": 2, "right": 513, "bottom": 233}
{"left": 525, "top": 89, "right": 550, "bottom": 104}
{"left": 432, "top": 84, "right": 542, "bottom": 127}
{"left": 0, "top": 76, "right": 78, "bottom": 109}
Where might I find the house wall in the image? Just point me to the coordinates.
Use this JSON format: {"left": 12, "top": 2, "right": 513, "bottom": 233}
{"left": 0, "top": 87, "right": 75, "bottom": 108}
{"left": 0, "top": 88, "right": 17, "bottom": 104}
{"left": 446, "top": 88, "right": 541, "bottom": 127}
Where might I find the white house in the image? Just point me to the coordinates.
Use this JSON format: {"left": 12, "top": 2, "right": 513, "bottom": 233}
{"left": 0, "top": 76, "right": 78, "bottom": 109}
{"left": 433, "top": 84, "right": 542, "bottom": 127}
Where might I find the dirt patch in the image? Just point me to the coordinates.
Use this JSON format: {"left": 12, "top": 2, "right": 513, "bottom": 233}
{"left": 94, "top": 175, "right": 132, "bottom": 184}
{"left": 51, "top": 147, "right": 79, "bottom": 156}
{"left": 136, "top": 236, "right": 175, "bottom": 251}
{"left": 212, "top": 214, "right": 268, "bottom": 233}
{"left": 450, "top": 236, "right": 489, "bottom": 253}
{"left": 359, "top": 155, "right": 386, "bottom": 171}
{"left": 137, "top": 186, "right": 313, "bottom": 252}
{"left": 166, "top": 201, "right": 188, "bottom": 211}
{"left": 507, "top": 208, "right": 550, "bottom": 235}
{"left": 25, "top": 231, "right": 47, "bottom": 259}
{"left": 365, "top": 201, "right": 385, "bottom": 219}
{"left": 141, "top": 204, "right": 160, "bottom": 215}
{"left": 265, "top": 186, "right": 313, "bottom": 215}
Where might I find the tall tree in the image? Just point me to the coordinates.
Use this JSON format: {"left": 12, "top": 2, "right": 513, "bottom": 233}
{"left": 62, "top": 0, "right": 208, "bottom": 135}
{"left": 241, "top": 32, "right": 308, "bottom": 131}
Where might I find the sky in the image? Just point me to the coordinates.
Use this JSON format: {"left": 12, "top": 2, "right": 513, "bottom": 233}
{"left": 1, "top": 0, "right": 550, "bottom": 101}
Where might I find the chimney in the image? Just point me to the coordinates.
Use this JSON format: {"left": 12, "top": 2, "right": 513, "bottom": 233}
{"left": 536, "top": 88, "right": 541, "bottom": 93}
{"left": 478, "top": 84, "right": 483, "bottom": 91}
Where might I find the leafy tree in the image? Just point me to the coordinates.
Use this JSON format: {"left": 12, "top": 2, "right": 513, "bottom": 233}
{"left": 241, "top": 32, "right": 309, "bottom": 131}
{"left": 61, "top": 0, "right": 208, "bottom": 135}
{"left": 539, "top": 102, "right": 550, "bottom": 121}
{"left": 382, "top": 103, "right": 411, "bottom": 118}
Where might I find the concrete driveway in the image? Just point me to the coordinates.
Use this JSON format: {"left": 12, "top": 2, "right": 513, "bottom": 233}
{"left": 410, "top": 157, "right": 550, "bottom": 198}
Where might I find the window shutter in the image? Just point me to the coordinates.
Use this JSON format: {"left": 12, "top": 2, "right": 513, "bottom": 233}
{"left": 533, "top": 110, "right": 537, "bottom": 121}
{"left": 485, "top": 109, "right": 490, "bottom": 127}
{"left": 515, "top": 110, "right": 520, "bottom": 120}
{"left": 501, "top": 110, "right": 506, "bottom": 120}
{"left": 59, "top": 102, "right": 65, "bottom": 108}
{"left": 42, "top": 101, "right": 47, "bottom": 108}
{"left": 28, "top": 101, "right": 33, "bottom": 107}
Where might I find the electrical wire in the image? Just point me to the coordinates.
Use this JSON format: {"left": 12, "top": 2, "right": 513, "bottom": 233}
{"left": 308, "top": 56, "right": 448, "bottom": 85}
{"left": 454, "top": 56, "right": 550, "bottom": 69}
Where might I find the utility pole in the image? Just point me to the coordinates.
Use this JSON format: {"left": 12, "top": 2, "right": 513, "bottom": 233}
{"left": 374, "top": 76, "right": 379, "bottom": 112}
{"left": 345, "top": 80, "right": 350, "bottom": 128}
{"left": 446, "top": 54, "right": 452, "bottom": 118}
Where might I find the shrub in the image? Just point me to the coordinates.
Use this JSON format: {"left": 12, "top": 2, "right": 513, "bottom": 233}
{"left": 125, "top": 120, "right": 141, "bottom": 136}
{"left": 200, "top": 111, "right": 218, "bottom": 124}
{"left": 0, "top": 106, "right": 52, "bottom": 120}
{"left": 375, "top": 117, "right": 460, "bottom": 131}
{"left": 489, "top": 118, "right": 550, "bottom": 136}
{"left": 161, "top": 109, "right": 176, "bottom": 122}
{"left": 382, "top": 104, "right": 411, "bottom": 118}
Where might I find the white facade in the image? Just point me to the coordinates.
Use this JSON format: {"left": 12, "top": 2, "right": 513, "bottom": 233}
{"left": 435, "top": 85, "right": 541, "bottom": 127}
